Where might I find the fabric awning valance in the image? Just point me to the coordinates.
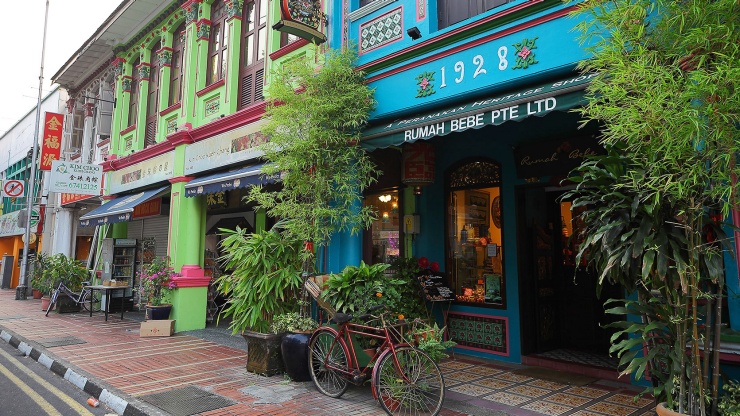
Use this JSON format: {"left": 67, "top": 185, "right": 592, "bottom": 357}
{"left": 184, "top": 163, "right": 280, "bottom": 197}
{"left": 79, "top": 186, "right": 169, "bottom": 227}
{"left": 360, "top": 73, "right": 596, "bottom": 150}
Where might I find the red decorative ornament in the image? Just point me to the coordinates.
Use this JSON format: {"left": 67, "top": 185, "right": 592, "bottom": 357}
{"left": 417, "top": 257, "right": 429, "bottom": 269}
{"left": 430, "top": 262, "right": 439, "bottom": 273}
{"left": 304, "top": 241, "right": 314, "bottom": 252}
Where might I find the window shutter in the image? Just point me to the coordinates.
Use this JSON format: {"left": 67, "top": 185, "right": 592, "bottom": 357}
{"left": 144, "top": 121, "right": 157, "bottom": 148}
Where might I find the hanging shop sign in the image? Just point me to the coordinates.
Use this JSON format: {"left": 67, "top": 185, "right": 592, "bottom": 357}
{"left": 40, "top": 112, "right": 64, "bottom": 170}
{"left": 0, "top": 211, "right": 25, "bottom": 237}
{"left": 513, "top": 135, "right": 604, "bottom": 178}
{"left": 49, "top": 160, "right": 104, "bottom": 195}
{"left": 273, "top": 0, "right": 327, "bottom": 44}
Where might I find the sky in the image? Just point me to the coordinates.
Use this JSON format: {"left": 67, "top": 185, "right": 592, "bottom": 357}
{"left": 0, "top": 1, "right": 121, "bottom": 136}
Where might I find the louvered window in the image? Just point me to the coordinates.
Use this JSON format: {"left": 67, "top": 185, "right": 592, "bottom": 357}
{"left": 438, "top": 0, "right": 512, "bottom": 30}
{"left": 144, "top": 122, "right": 157, "bottom": 148}
{"left": 169, "top": 23, "right": 186, "bottom": 106}
{"left": 207, "top": 0, "right": 228, "bottom": 85}
{"left": 127, "top": 57, "right": 140, "bottom": 127}
{"left": 238, "top": 0, "right": 266, "bottom": 109}
{"left": 145, "top": 42, "right": 161, "bottom": 144}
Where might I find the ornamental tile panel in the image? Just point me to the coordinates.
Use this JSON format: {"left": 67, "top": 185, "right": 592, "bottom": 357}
{"left": 359, "top": 8, "right": 402, "bottom": 54}
{"left": 447, "top": 312, "right": 507, "bottom": 354}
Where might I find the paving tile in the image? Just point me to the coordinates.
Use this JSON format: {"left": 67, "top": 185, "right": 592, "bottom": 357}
{"left": 473, "top": 378, "right": 515, "bottom": 389}
{"left": 543, "top": 392, "right": 592, "bottom": 407}
{"left": 483, "top": 391, "right": 532, "bottom": 406}
{"left": 506, "top": 384, "right": 552, "bottom": 398}
{"left": 585, "top": 401, "right": 641, "bottom": 416}
{"left": 522, "top": 400, "right": 573, "bottom": 415}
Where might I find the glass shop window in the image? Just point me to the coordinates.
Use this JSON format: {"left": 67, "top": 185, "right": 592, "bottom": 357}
{"left": 365, "top": 191, "right": 401, "bottom": 265}
{"left": 446, "top": 159, "right": 504, "bottom": 307}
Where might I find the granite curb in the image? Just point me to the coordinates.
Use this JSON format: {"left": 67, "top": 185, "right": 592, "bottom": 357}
{"left": 0, "top": 326, "right": 167, "bottom": 416}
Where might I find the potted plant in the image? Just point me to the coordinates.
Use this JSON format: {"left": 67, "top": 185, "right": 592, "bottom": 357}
{"left": 43, "top": 254, "right": 90, "bottom": 313}
{"left": 214, "top": 223, "right": 304, "bottom": 376}
{"left": 137, "top": 256, "right": 179, "bottom": 320}
{"left": 272, "top": 311, "right": 318, "bottom": 381}
{"left": 405, "top": 322, "right": 456, "bottom": 363}
{"left": 31, "top": 253, "right": 50, "bottom": 301}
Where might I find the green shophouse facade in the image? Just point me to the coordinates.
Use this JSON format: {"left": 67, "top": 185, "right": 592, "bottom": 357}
{"left": 67, "top": 0, "right": 328, "bottom": 332}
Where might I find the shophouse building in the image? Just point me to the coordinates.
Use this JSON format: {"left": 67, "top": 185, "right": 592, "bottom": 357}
{"left": 48, "top": 0, "right": 740, "bottom": 379}
{"left": 347, "top": 0, "right": 740, "bottom": 374}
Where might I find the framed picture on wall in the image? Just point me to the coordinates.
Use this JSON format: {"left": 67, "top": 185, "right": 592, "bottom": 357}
{"left": 467, "top": 191, "right": 489, "bottom": 226}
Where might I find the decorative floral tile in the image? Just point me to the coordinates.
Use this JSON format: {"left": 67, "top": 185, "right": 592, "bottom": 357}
{"left": 448, "top": 383, "right": 494, "bottom": 397}
{"left": 440, "top": 360, "right": 475, "bottom": 370}
{"left": 528, "top": 379, "right": 567, "bottom": 390}
{"left": 493, "top": 372, "right": 534, "bottom": 383}
{"left": 544, "top": 392, "right": 592, "bottom": 407}
{"left": 506, "top": 385, "right": 552, "bottom": 398}
{"left": 474, "top": 378, "right": 515, "bottom": 390}
{"left": 605, "top": 393, "right": 653, "bottom": 408}
{"left": 585, "top": 401, "right": 638, "bottom": 416}
{"left": 570, "top": 411, "right": 606, "bottom": 416}
{"left": 522, "top": 400, "right": 572, "bottom": 416}
{"left": 444, "top": 371, "right": 485, "bottom": 383}
{"left": 564, "top": 386, "right": 610, "bottom": 399}
{"left": 467, "top": 366, "right": 504, "bottom": 376}
{"left": 483, "top": 391, "right": 531, "bottom": 406}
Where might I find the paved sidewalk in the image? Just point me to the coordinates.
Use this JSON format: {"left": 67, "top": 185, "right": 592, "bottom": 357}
{"left": 0, "top": 289, "right": 656, "bottom": 415}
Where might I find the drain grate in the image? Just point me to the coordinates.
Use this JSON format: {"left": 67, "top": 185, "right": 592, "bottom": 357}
{"left": 37, "top": 336, "right": 87, "bottom": 348}
{"left": 140, "top": 386, "right": 237, "bottom": 416}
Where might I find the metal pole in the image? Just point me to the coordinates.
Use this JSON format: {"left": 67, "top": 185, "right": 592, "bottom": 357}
{"left": 17, "top": 0, "right": 50, "bottom": 300}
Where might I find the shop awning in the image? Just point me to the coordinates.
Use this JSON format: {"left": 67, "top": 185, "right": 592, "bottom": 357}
{"left": 79, "top": 186, "right": 169, "bottom": 227}
{"left": 361, "top": 73, "right": 597, "bottom": 150}
{"left": 184, "top": 163, "right": 280, "bottom": 197}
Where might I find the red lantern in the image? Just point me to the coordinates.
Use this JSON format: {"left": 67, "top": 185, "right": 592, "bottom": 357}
{"left": 417, "top": 257, "right": 429, "bottom": 269}
{"left": 402, "top": 142, "right": 435, "bottom": 195}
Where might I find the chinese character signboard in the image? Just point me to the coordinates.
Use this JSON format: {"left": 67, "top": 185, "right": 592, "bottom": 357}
{"left": 273, "top": 0, "right": 326, "bottom": 44}
{"left": 49, "top": 161, "right": 103, "bottom": 195}
{"left": 40, "top": 112, "right": 64, "bottom": 170}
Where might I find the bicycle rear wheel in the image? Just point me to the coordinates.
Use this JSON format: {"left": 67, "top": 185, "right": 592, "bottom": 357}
{"left": 308, "top": 328, "right": 350, "bottom": 398}
{"left": 45, "top": 290, "right": 59, "bottom": 316}
{"left": 374, "top": 346, "right": 445, "bottom": 416}
{"left": 81, "top": 289, "right": 102, "bottom": 312}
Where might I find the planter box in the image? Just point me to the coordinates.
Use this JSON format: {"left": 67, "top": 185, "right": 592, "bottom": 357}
{"left": 242, "top": 331, "right": 285, "bottom": 376}
{"left": 140, "top": 320, "right": 175, "bottom": 337}
{"left": 57, "top": 296, "right": 81, "bottom": 314}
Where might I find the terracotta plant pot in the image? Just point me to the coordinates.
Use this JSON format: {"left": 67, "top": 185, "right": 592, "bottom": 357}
{"left": 655, "top": 402, "right": 688, "bottom": 416}
{"left": 40, "top": 297, "right": 51, "bottom": 311}
{"left": 32, "top": 289, "right": 43, "bottom": 299}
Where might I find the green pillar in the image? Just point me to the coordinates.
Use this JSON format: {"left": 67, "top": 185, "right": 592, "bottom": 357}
{"left": 167, "top": 174, "right": 208, "bottom": 332}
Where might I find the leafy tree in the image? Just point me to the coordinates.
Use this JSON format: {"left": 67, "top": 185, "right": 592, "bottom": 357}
{"left": 249, "top": 46, "right": 379, "bottom": 265}
{"left": 568, "top": 0, "right": 740, "bottom": 413}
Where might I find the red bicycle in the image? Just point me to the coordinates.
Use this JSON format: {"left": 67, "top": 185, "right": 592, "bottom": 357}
{"left": 308, "top": 304, "right": 445, "bottom": 415}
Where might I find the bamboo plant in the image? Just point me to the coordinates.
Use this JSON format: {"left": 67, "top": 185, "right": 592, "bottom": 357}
{"left": 567, "top": 0, "right": 740, "bottom": 413}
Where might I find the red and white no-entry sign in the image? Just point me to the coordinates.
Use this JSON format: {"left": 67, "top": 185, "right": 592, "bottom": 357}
{"left": 2, "top": 180, "right": 25, "bottom": 198}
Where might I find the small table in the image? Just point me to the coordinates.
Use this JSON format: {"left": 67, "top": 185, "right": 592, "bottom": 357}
{"left": 87, "top": 285, "right": 128, "bottom": 321}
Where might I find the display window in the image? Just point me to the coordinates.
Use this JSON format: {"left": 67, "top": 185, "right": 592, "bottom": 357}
{"left": 364, "top": 191, "right": 401, "bottom": 264}
{"left": 445, "top": 159, "right": 505, "bottom": 307}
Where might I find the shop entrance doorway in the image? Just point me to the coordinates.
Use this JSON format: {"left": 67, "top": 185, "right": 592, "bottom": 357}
{"left": 517, "top": 186, "right": 621, "bottom": 363}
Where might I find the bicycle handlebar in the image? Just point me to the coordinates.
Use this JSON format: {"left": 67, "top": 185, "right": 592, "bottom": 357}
{"left": 355, "top": 305, "right": 387, "bottom": 322}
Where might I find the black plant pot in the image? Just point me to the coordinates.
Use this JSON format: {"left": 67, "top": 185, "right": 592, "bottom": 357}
{"left": 242, "top": 331, "right": 285, "bottom": 376}
{"left": 281, "top": 332, "right": 311, "bottom": 381}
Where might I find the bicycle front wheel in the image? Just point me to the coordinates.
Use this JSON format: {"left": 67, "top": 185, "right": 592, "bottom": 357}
{"left": 374, "top": 346, "right": 445, "bottom": 416}
{"left": 308, "top": 328, "right": 350, "bottom": 398}
{"left": 45, "top": 290, "right": 59, "bottom": 317}
{"left": 81, "top": 290, "right": 101, "bottom": 312}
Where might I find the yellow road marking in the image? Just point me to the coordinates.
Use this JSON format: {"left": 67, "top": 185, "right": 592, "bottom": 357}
{"left": 0, "top": 347, "right": 94, "bottom": 415}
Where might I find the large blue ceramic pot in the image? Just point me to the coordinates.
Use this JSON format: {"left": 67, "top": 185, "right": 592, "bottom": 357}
{"left": 281, "top": 332, "right": 311, "bottom": 381}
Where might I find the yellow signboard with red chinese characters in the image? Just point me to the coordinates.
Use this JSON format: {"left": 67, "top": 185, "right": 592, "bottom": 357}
{"left": 40, "top": 112, "right": 64, "bottom": 170}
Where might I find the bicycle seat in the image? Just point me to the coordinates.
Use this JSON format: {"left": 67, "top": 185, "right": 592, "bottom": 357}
{"left": 332, "top": 313, "right": 352, "bottom": 324}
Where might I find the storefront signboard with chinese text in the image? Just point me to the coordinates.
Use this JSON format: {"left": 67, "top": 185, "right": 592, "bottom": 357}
{"left": 49, "top": 161, "right": 103, "bottom": 195}
{"left": 184, "top": 120, "right": 267, "bottom": 175}
{"left": 40, "top": 112, "right": 64, "bottom": 170}
{"left": 110, "top": 152, "right": 174, "bottom": 194}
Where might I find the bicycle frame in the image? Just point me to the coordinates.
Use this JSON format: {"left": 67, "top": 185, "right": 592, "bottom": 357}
{"left": 317, "top": 319, "right": 413, "bottom": 399}
{"left": 55, "top": 283, "right": 85, "bottom": 304}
